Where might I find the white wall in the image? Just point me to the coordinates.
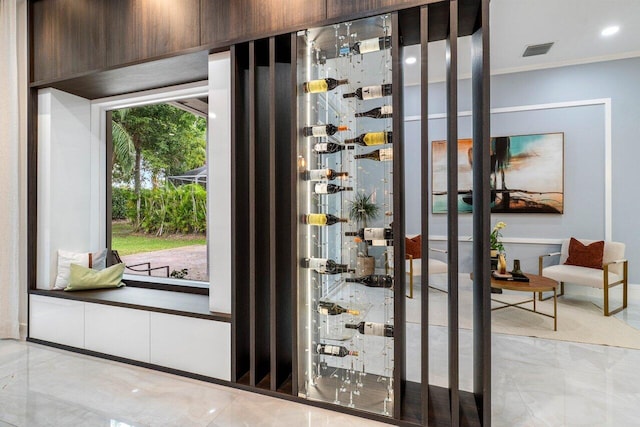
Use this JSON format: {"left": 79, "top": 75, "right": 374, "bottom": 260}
{"left": 208, "top": 52, "right": 232, "bottom": 314}
{"left": 401, "top": 57, "right": 640, "bottom": 282}
{"left": 37, "top": 89, "right": 94, "bottom": 289}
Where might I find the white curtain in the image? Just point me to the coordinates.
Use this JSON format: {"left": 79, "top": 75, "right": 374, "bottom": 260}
{"left": 0, "top": 0, "right": 25, "bottom": 339}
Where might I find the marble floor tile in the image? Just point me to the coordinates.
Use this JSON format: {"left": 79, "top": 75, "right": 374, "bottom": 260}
{"left": 3, "top": 286, "right": 640, "bottom": 427}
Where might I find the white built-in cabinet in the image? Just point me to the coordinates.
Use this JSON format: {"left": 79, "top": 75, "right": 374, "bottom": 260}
{"left": 29, "top": 295, "right": 231, "bottom": 381}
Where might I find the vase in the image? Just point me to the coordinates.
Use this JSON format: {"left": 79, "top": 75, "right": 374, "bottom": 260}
{"left": 512, "top": 259, "right": 523, "bottom": 276}
{"left": 498, "top": 253, "right": 507, "bottom": 274}
{"left": 490, "top": 249, "right": 498, "bottom": 258}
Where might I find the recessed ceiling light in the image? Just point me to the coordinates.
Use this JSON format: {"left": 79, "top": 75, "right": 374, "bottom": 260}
{"left": 601, "top": 25, "right": 620, "bottom": 37}
{"left": 405, "top": 56, "right": 417, "bottom": 65}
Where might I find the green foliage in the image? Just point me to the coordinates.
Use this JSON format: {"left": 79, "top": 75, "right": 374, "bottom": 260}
{"left": 112, "top": 187, "right": 134, "bottom": 220}
{"left": 348, "top": 192, "right": 380, "bottom": 227}
{"left": 111, "top": 104, "right": 207, "bottom": 187}
{"left": 125, "top": 184, "right": 207, "bottom": 235}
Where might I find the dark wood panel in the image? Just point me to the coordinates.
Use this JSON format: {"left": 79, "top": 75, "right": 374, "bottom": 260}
{"left": 38, "top": 50, "right": 208, "bottom": 100}
{"left": 420, "top": 6, "right": 430, "bottom": 424}
{"left": 272, "top": 34, "right": 293, "bottom": 391}
{"left": 327, "top": 0, "right": 431, "bottom": 20}
{"left": 32, "top": 0, "right": 106, "bottom": 82}
{"left": 201, "top": 0, "right": 325, "bottom": 48}
{"left": 391, "top": 12, "right": 407, "bottom": 421}
{"left": 446, "top": 1, "right": 460, "bottom": 425}
{"left": 231, "top": 43, "right": 251, "bottom": 383}
{"left": 253, "top": 38, "right": 272, "bottom": 387}
{"left": 106, "top": 0, "right": 201, "bottom": 67}
{"left": 471, "top": 0, "right": 491, "bottom": 425}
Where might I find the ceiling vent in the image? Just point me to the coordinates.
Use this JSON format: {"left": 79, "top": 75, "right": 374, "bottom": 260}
{"left": 522, "top": 42, "right": 554, "bottom": 57}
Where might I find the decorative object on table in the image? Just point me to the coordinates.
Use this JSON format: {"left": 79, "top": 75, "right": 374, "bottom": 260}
{"left": 490, "top": 221, "right": 506, "bottom": 255}
{"left": 497, "top": 253, "right": 508, "bottom": 275}
{"left": 348, "top": 192, "right": 380, "bottom": 276}
{"left": 431, "top": 132, "right": 564, "bottom": 213}
{"left": 490, "top": 221, "right": 507, "bottom": 292}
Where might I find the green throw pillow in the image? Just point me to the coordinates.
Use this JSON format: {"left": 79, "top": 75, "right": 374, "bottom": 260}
{"left": 65, "top": 263, "right": 126, "bottom": 291}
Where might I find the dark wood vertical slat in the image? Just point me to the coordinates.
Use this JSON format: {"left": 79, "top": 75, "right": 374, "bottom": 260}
{"left": 105, "top": 110, "right": 113, "bottom": 263}
{"left": 248, "top": 40, "right": 258, "bottom": 387}
{"left": 446, "top": 1, "right": 460, "bottom": 425}
{"left": 231, "top": 43, "right": 251, "bottom": 383}
{"left": 419, "top": 5, "right": 430, "bottom": 426}
{"left": 269, "top": 36, "right": 278, "bottom": 391}
{"left": 391, "top": 11, "right": 406, "bottom": 420}
{"left": 272, "top": 34, "right": 294, "bottom": 392}
{"left": 289, "top": 31, "right": 299, "bottom": 397}
{"left": 471, "top": 0, "right": 491, "bottom": 425}
{"left": 27, "top": 86, "right": 38, "bottom": 294}
{"left": 254, "top": 38, "right": 272, "bottom": 388}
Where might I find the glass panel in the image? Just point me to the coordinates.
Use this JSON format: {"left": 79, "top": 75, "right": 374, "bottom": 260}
{"left": 110, "top": 100, "right": 208, "bottom": 284}
{"left": 296, "top": 14, "right": 395, "bottom": 416}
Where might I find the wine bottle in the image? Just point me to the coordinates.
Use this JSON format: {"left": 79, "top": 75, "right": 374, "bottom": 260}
{"left": 318, "top": 301, "right": 360, "bottom": 316}
{"left": 345, "top": 227, "right": 393, "bottom": 240}
{"left": 354, "top": 148, "right": 393, "bottom": 162}
{"left": 351, "top": 36, "right": 391, "bottom": 55}
{"left": 343, "top": 84, "right": 392, "bottom": 100}
{"left": 302, "top": 124, "right": 348, "bottom": 138}
{"left": 303, "top": 78, "right": 349, "bottom": 93}
{"left": 301, "top": 168, "right": 348, "bottom": 181}
{"left": 345, "top": 321, "right": 394, "bottom": 337}
{"left": 344, "top": 131, "right": 392, "bottom": 146}
{"left": 355, "top": 105, "right": 393, "bottom": 119}
{"left": 301, "top": 213, "right": 348, "bottom": 226}
{"left": 316, "top": 343, "right": 359, "bottom": 357}
{"left": 346, "top": 274, "right": 393, "bottom": 288}
{"left": 300, "top": 258, "right": 354, "bottom": 274}
{"left": 312, "top": 142, "right": 355, "bottom": 154}
{"left": 314, "top": 183, "right": 353, "bottom": 194}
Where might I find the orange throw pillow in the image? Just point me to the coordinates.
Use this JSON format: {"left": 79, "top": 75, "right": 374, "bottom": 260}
{"left": 564, "top": 238, "right": 604, "bottom": 270}
{"left": 405, "top": 235, "right": 422, "bottom": 259}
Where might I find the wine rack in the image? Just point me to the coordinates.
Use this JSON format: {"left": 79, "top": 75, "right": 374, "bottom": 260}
{"left": 296, "top": 14, "right": 397, "bottom": 416}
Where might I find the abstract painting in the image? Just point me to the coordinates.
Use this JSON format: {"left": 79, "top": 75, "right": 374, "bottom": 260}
{"left": 432, "top": 132, "right": 564, "bottom": 213}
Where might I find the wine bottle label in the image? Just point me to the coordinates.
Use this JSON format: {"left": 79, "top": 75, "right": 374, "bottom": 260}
{"left": 311, "top": 126, "right": 328, "bottom": 137}
{"left": 358, "top": 38, "right": 381, "bottom": 54}
{"left": 379, "top": 148, "right": 393, "bottom": 161}
{"left": 305, "top": 79, "right": 328, "bottom": 93}
{"left": 321, "top": 345, "right": 340, "bottom": 356}
{"left": 370, "top": 239, "right": 391, "bottom": 246}
{"left": 380, "top": 105, "right": 393, "bottom": 115}
{"left": 361, "top": 85, "right": 383, "bottom": 100}
{"left": 363, "top": 132, "right": 387, "bottom": 146}
{"left": 306, "top": 169, "right": 328, "bottom": 181}
{"left": 313, "top": 143, "right": 329, "bottom": 152}
{"left": 307, "top": 258, "right": 328, "bottom": 273}
{"left": 363, "top": 228, "right": 386, "bottom": 240}
{"left": 318, "top": 307, "right": 330, "bottom": 315}
{"left": 315, "top": 183, "right": 331, "bottom": 194}
{"left": 363, "top": 322, "right": 386, "bottom": 336}
{"left": 305, "top": 214, "right": 327, "bottom": 225}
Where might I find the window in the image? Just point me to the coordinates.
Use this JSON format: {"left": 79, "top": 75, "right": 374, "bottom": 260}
{"left": 107, "top": 96, "right": 209, "bottom": 287}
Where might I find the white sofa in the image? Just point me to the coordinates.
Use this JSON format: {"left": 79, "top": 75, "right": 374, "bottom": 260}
{"left": 539, "top": 238, "right": 628, "bottom": 316}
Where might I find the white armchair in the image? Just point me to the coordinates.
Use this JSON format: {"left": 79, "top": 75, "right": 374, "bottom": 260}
{"left": 539, "top": 238, "right": 628, "bottom": 316}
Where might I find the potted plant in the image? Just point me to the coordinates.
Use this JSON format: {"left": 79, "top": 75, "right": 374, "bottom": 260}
{"left": 490, "top": 221, "right": 506, "bottom": 257}
{"left": 348, "top": 192, "right": 380, "bottom": 276}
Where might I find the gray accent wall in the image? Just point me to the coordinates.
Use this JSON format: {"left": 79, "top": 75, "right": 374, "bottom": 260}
{"left": 402, "top": 56, "right": 640, "bottom": 283}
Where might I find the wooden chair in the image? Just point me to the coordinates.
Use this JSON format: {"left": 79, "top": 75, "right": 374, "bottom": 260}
{"left": 111, "top": 250, "right": 170, "bottom": 277}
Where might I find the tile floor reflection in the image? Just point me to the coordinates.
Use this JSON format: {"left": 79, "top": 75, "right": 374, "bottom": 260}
{"left": 2, "top": 335, "right": 640, "bottom": 426}
{"left": 2, "top": 283, "right": 639, "bottom": 426}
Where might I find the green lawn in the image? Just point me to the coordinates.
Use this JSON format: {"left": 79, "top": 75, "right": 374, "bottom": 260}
{"left": 112, "top": 221, "right": 206, "bottom": 256}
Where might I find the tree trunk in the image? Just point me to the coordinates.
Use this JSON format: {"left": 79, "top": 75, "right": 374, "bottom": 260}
{"left": 134, "top": 147, "right": 142, "bottom": 228}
